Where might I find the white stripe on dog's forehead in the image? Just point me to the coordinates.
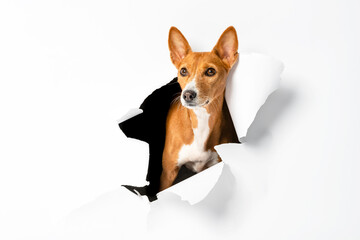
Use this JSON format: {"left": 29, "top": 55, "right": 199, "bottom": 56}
{"left": 183, "top": 75, "right": 197, "bottom": 92}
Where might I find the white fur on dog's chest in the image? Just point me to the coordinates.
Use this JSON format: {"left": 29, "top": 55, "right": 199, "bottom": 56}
{"left": 177, "top": 108, "right": 219, "bottom": 172}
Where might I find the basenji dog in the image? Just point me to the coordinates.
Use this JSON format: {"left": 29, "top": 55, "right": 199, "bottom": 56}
{"left": 160, "top": 26, "right": 239, "bottom": 191}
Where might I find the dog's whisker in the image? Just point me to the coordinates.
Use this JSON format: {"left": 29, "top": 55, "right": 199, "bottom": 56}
{"left": 171, "top": 94, "right": 181, "bottom": 106}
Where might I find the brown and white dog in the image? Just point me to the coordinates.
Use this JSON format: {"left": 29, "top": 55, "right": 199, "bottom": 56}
{"left": 160, "top": 26, "right": 239, "bottom": 191}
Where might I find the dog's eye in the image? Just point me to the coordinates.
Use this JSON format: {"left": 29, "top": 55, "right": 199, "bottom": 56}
{"left": 205, "top": 68, "right": 216, "bottom": 77}
{"left": 180, "top": 68, "right": 188, "bottom": 77}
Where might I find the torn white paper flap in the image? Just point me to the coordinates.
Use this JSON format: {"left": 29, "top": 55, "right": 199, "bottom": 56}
{"left": 226, "top": 52, "right": 284, "bottom": 140}
{"left": 157, "top": 162, "right": 224, "bottom": 205}
{"left": 117, "top": 108, "right": 143, "bottom": 124}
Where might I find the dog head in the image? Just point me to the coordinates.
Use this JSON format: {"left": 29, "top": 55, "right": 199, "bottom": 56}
{"left": 168, "top": 26, "right": 238, "bottom": 109}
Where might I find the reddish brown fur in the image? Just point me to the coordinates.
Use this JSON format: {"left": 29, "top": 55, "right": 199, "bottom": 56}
{"left": 160, "top": 27, "right": 239, "bottom": 191}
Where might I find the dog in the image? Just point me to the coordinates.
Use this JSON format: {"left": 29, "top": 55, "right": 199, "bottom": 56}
{"left": 160, "top": 26, "right": 239, "bottom": 191}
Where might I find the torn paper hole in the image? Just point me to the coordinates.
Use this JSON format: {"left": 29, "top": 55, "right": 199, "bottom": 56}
{"left": 119, "top": 52, "right": 284, "bottom": 205}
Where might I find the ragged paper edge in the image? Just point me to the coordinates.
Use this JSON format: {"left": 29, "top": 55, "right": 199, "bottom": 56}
{"left": 117, "top": 108, "right": 143, "bottom": 124}
{"left": 156, "top": 162, "right": 224, "bottom": 205}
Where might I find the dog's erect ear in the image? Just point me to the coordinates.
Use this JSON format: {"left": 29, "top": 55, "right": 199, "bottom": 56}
{"left": 168, "top": 27, "right": 192, "bottom": 68}
{"left": 212, "top": 26, "right": 239, "bottom": 69}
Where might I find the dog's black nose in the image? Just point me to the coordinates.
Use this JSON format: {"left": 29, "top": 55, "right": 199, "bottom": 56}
{"left": 183, "top": 90, "right": 197, "bottom": 102}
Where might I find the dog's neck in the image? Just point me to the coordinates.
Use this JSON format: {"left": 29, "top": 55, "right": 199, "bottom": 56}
{"left": 186, "top": 93, "right": 225, "bottom": 149}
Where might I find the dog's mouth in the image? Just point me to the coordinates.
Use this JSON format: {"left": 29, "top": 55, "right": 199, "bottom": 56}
{"left": 202, "top": 99, "right": 210, "bottom": 106}
{"left": 182, "top": 99, "right": 210, "bottom": 109}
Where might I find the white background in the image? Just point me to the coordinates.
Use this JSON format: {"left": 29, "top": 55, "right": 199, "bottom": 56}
{"left": 1, "top": 0, "right": 360, "bottom": 239}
